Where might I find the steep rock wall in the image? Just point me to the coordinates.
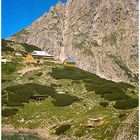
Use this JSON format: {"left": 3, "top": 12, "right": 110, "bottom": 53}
{"left": 7, "top": 0, "right": 139, "bottom": 84}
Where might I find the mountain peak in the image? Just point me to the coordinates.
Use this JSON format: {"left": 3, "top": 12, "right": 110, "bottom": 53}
{"left": 7, "top": 0, "right": 138, "bottom": 84}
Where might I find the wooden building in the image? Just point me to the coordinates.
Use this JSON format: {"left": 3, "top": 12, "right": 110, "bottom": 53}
{"left": 25, "top": 51, "right": 54, "bottom": 63}
{"left": 63, "top": 58, "right": 77, "bottom": 67}
{"left": 86, "top": 118, "right": 103, "bottom": 127}
{"left": 25, "top": 54, "right": 34, "bottom": 62}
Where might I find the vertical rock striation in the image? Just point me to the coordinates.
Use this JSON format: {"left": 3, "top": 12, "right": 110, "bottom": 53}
{"left": 7, "top": 0, "right": 139, "bottom": 84}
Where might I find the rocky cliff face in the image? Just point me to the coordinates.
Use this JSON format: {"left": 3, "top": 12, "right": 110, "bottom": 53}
{"left": 113, "top": 108, "right": 138, "bottom": 140}
{"left": 7, "top": 0, "right": 139, "bottom": 84}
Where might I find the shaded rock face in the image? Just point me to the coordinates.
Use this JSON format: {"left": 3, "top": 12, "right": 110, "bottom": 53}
{"left": 7, "top": 0, "right": 138, "bottom": 84}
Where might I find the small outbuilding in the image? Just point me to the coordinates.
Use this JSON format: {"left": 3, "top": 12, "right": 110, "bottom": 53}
{"left": 25, "top": 54, "right": 34, "bottom": 62}
{"left": 86, "top": 117, "right": 104, "bottom": 127}
{"left": 15, "top": 52, "right": 23, "bottom": 57}
{"left": 30, "top": 95, "right": 47, "bottom": 101}
{"left": 63, "top": 57, "right": 77, "bottom": 67}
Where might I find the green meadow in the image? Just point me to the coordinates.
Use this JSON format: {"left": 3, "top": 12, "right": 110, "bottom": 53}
{"left": 2, "top": 59, "right": 138, "bottom": 139}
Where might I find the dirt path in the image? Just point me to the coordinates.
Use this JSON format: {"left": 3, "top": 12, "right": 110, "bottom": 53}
{"left": 17, "top": 67, "right": 40, "bottom": 76}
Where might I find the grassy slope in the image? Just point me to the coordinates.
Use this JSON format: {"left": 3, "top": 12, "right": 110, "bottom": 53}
{"left": 1, "top": 39, "right": 41, "bottom": 56}
{"left": 2, "top": 59, "right": 138, "bottom": 139}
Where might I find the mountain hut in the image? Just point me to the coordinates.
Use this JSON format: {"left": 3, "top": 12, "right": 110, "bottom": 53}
{"left": 63, "top": 58, "right": 77, "bottom": 67}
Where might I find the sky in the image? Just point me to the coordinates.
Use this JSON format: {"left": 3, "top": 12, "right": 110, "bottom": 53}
{"left": 2, "top": 0, "right": 67, "bottom": 39}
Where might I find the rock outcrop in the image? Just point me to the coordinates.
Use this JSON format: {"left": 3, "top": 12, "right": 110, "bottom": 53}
{"left": 7, "top": 0, "right": 139, "bottom": 84}
{"left": 113, "top": 108, "right": 138, "bottom": 140}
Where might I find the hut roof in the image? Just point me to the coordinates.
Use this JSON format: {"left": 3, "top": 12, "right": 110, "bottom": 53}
{"left": 32, "top": 51, "right": 53, "bottom": 57}
{"left": 65, "top": 57, "right": 76, "bottom": 63}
